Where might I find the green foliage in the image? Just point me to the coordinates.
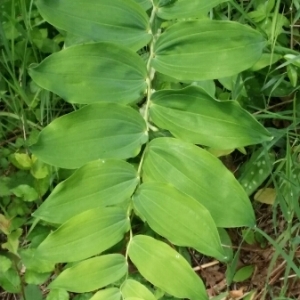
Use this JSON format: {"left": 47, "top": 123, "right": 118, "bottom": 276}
{"left": 2, "top": 0, "right": 300, "bottom": 299}
{"left": 23, "top": 0, "right": 272, "bottom": 298}
{"left": 30, "top": 103, "right": 148, "bottom": 168}
{"left": 29, "top": 43, "right": 148, "bottom": 104}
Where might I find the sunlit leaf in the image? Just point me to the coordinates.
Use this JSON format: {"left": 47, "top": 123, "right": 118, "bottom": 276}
{"left": 29, "top": 43, "right": 147, "bottom": 105}
{"left": 34, "top": 160, "right": 139, "bottom": 224}
{"left": 133, "top": 182, "right": 226, "bottom": 261}
{"left": 121, "top": 279, "right": 156, "bottom": 300}
{"left": 36, "top": 0, "right": 151, "bottom": 50}
{"left": 46, "top": 288, "right": 69, "bottom": 300}
{"left": 254, "top": 188, "right": 276, "bottom": 205}
{"left": 49, "top": 254, "right": 127, "bottom": 292}
{"left": 36, "top": 207, "right": 129, "bottom": 262}
{"left": 150, "top": 86, "right": 272, "bottom": 148}
{"left": 152, "top": 20, "right": 266, "bottom": 80}
{"left": 128, "top": 235, "right": 207, "bottom": 300}
{"left": 142, "top": 138, "right": 255, "bottom": 227}
{"left": 90, "top": 288, "right": 121, "bottom": 300}
{"left": 31, "top": 103, "right": 148, "bottom": 169}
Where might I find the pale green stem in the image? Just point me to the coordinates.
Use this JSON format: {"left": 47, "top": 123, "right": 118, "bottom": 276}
{"left": 143, "top": 2, "right": 158, "bottom": 127}
{"left": 125, "top": 1, "right": 158, "bottom": 264}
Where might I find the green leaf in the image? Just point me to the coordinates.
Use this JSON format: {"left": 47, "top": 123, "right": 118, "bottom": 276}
{"left": 90, "top": 288, "right": 121, "bottom": 300}
{"left": 24, "top": 270, "right": 50, "bottom": 285}
{"left": 36, "top": 207, "right": 129, "bottom": 262}
{"left": 11, "top": 185, "right": 39, "bottom": 202}
{"left": 36, "top": 0, "right": 151, "bottom": 50}
{"left": 0, "top": 268, "right": 21, "bottom": 293}
{"left": 73, "top": 293, "right": 93, "bottom": 300}
{"left": 233, "top": 265, "right": 254, "bottom": 282}
{"left": 152, "top": 20, "right": 266, "bottom": 81}
{"left": 29, "top": 43, "right": 147, "bottom": 105}
{"left": 49, "top": 254, "right": 127, "bottom": 293}
{"left": 2, "top": 229, "right": 22, "bottom": 255}
{"left": 238, "top": 148, "right": 275, "bottom": 196}
{"left": 23, "top": 285, "right": 43, "bottom": 300}
{"left": 9, "top": 153, "right": 32, "bottom": 170}
{"left": 0, "top": 256, "right": 12, "bottom": 272}
{"left": 46, "top": 289, "right": 69, "bottom": 300}
{"left": 128, "top": 235, "right": 208, "bottom": 300}
{"left": 20, "top": 248, "right": 55, "bottom": 273}
{"left": 157, "top": 0, "right": 227, "bottom": 20}
{"left": 30, "top": 156, "right": 50, "bottom": 179}
{"left": 134, "top": 0, "right": 152, "bottom": 10}
{"left": 34, "top": 159, "right": 139, "bottom": 224}
{"left": 31, "top": 103, "right": 148, "bottom": 169}
{"left": 133, "top": 183, "right": 226, "bottom": 261}
{"left": 142, "top": 138, "right": 255, "bottom": 227}
{"left": 121, "top": 279, "right": 156, "bottom": 300}
{"left": 149, "top": 86, "right": 272, "bottom": 148}
{"left": 250, "top": 53, "right": 282, "bottom": 71}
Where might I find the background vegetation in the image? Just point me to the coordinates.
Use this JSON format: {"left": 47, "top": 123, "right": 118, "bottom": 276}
{"left": 0, "top": 0, "right": 300, "bottom": 299}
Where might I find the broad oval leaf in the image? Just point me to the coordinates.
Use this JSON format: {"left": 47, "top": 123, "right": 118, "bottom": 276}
{"left": 31, "top": 103, "right": 148, "bottom": 169}
{"left": 36, "top": 207, "right": 129, "bottom": 262}
{"left": 49, "top": 254, "right": 127, "bottom": 292}
{"left": 150, "top": 86, "right": 272, "bottom": 148}
{"left": 29, "top": 43, "right": 147, "bottom": 105}
{"left": 157, "top": 0, "right": 227, "bottom": 20}
{"left": 36, "top": 0, "right": 151, "bottom": 50}
{"left": 121, "top": 279, "right": 156, "bottom": 300}
{"left": 34, "top": 159, "right": 139, "bottom": 224}
{"left": 128, "top": 235, "right": 208, "bottom": 300}
{"left": 90, "top": 288, "right": 121, "bottom": 300}
{"left": 133, "top": 182, "right": 226, "bottom": 261}
{"left": 134, "top": 0, "right": 152, "bottom": 10}
{"left": 152, "top": 20, "right": 266, "bottom": 81}
{"left": 142, "top": 138, "right": 255, "bottom": 227}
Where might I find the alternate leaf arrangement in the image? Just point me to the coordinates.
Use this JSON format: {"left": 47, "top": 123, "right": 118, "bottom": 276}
{"left": 28, "top": 0, "right": 273, "bottom": 299}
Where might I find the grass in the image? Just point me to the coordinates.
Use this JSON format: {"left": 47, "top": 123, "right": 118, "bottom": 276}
{"left": 0, "top": 0, "right": 300, "bottom": 299}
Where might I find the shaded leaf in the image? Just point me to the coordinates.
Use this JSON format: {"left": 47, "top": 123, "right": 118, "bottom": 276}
{"left": 36, "top": 207, "right": 129, "bottom": 262}
{"left": 133, "top": 182, "right": 226, "bottom": 261}
{"left": 233, "top": 265, "right": 254, "bottom": 282}
{"left": 49, "top": 255, "right": 127, "bottom": 293}
{"left": 23, "top": 285, "right": 43, "bottom": 300}
{"left": 0, "top": 268, "right": 21, "bottom": 293}
{"left": 24, "top": 270, "right": 50, "bottom": 285}
{"left": 31, "top": 103, "right": 148, "bottom": 169}
{"left": 157, "top": 0, "right": 227, "bottom": 20}
{"left": 250, "top": 53, "right": 282, "bottom": 71}
{"left": 152, "top": 20, "right": 266, "bottom": 81}
{"left": 29, "top": 43, "right": 147, "bottom": 105}
{"left": 150, "top": 86, "right": 272, "bottom": 148}
{"left": 36, "top": 0, "right": 151, "bottom": 50}
{"left": 128, "top": 235, "right": 208, "bottom": 300}
{"left": 142, "top": 138, "right": 255, "bottom": 227}
{"left": 134, "top": 0, "right": 152, "bottom": 10}
{"left": 238, "top": 148, "right": 275, "bottom": 196}
{"left": 34, "top": 160, "right": 139, "bottom": 224}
